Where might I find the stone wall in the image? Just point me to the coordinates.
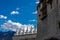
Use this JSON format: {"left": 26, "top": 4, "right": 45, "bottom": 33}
{"left": 37, "top": 0, "right": 60, "bottom": 40}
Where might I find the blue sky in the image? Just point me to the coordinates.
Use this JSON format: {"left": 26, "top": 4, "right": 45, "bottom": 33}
{"left": 0, "top": 0, "right": 39, "bottom": 32}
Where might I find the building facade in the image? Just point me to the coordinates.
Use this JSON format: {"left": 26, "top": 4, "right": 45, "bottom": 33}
{"left": 37, "top": 0, "right": 60, "bottom": 40}
{"left": 12, "top": 33, "right": 36, "bottom": 40}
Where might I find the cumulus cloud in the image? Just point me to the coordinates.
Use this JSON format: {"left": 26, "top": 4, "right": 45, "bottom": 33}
{"left": 35, "top": 1, "right": 39, "bottom": 4}
{"left": 0, "top": 15, "right": 7, "bottom": 19}
{"left": 29, "top": 19, "right": 36, "bottom": 22}
{"left": 1, "top": 20, "right": 37, "bottom": 35}
{"left": 33, "top": 11, "right": 37, "bottom": 14}
{"left": 16, "top": 8, "right": 20, "bottom": 10}
{"left": 11, "top": 11, "right": 19, "bottom": 15}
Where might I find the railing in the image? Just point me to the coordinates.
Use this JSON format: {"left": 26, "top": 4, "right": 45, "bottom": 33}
{"left": 14, "top": 28, "right": 37, "bottom": 35}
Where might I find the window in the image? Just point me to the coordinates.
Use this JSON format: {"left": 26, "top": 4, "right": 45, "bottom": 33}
{"left": 59, "top": 22, "right": 60, "bottom": 29}
{"left": 37, "top": 0, "right": 48, "bottom": 21}
{"left": 56, "top": 0, "right": 58, "bottom": 5}
{"left": 46, "top": 0, "right": 53, "bottom": 8}
{"left": 39, "top": 3, "right": 47, "bottom": 20}
{"left": 40, "top": 0, "right": 45, "bottom": 3}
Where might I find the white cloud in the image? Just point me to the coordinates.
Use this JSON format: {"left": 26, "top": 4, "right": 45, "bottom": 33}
{"left": 16, "top": 8, "right": 20, "bottom": 10}
{"left": 0, "top": 15, "right": 7, "bottom": 19}
{"left": 1, "top": 20, "right": 37, "bottom": 35}
{"left": 33, "top": 11, "right": 37, "bottom": 14}
{"left": 35, "top": 1, "right": 39, "bottom": 4}
{"left": 29, "top": 19, "right": 36, "bottom": 22}
{"left": 11, "top": 11, "right": 19, "bottom": 15}
{"left": 1, "top": 20, "right": 22, "bottom": 31}
{"left": 8, "top": 20, "right": 12, "bottom": 23}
